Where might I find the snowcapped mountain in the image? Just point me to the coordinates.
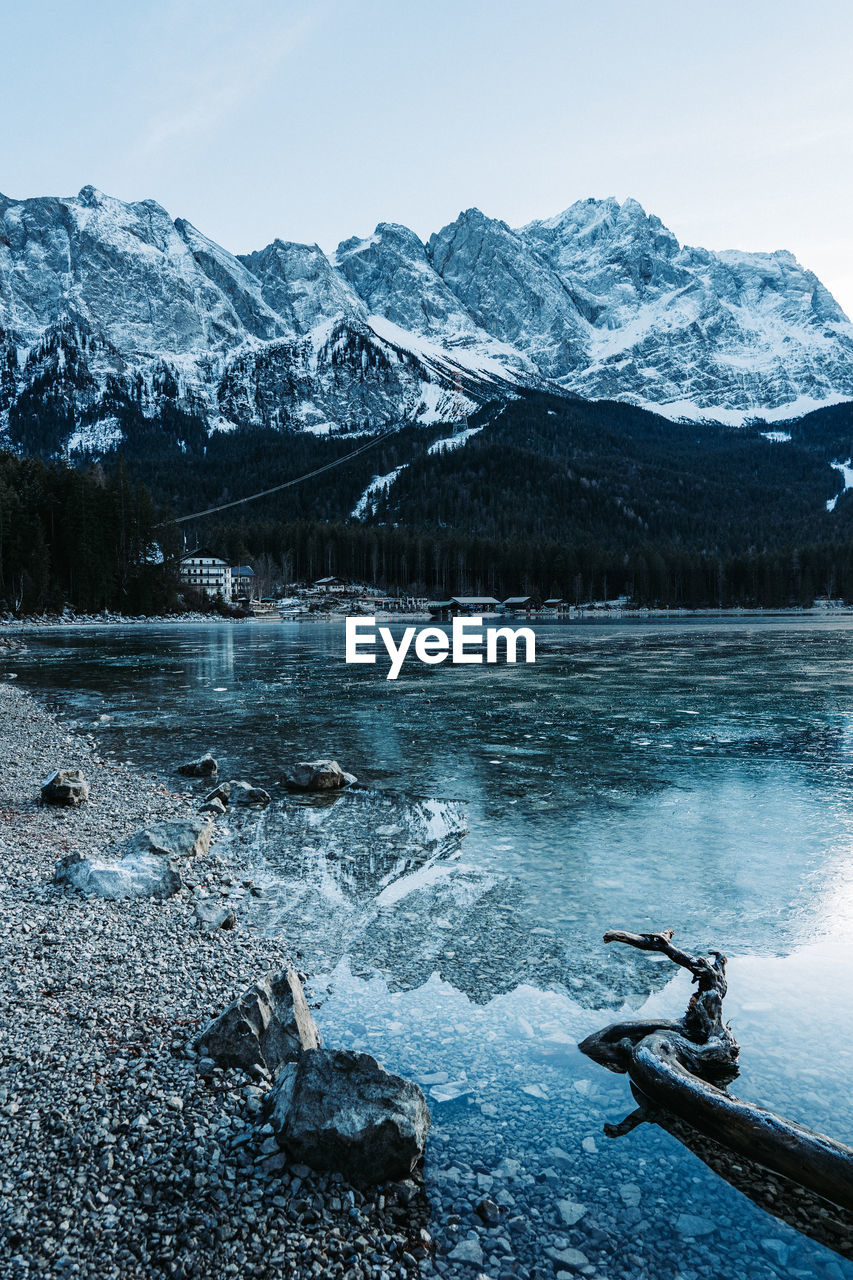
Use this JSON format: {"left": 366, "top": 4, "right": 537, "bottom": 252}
{"left": 1, "top": 184, "right": 852, "bottom": 456}
{"left": 519, "top": 198, "right": 853, "bottom": 422}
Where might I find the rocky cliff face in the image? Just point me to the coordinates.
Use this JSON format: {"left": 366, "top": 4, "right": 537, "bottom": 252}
{"left": 1, "top": 185, "right": 851, "bottom": 456}
{"left": 517, "top": 198, "right": 853, "bottom": 418}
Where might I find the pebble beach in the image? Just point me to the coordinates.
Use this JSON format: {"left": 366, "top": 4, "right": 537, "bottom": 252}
{"left": 0, "top": 681, "right": 427, "bottom": 1279}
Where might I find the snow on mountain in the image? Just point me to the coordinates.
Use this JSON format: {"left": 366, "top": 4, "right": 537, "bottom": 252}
{"left": 238, "top": 239, "right": 366, "bottom": 336}
{"left": 1, "top": 184, "right": 852, "bottom": 456}
{"left": 427, "top": 426, "right": 483, "bottom": 454}
{"left": 427, "top": 208, "right": 591, "bottom": 378}
{"left": 333, "top": 221, "right": 536, "bottom": 380}
{"left": 519, "top": 197, "right": 853, "bottom": 415}
{"left": 826, "top": 459, "right": 853, "bottom": 512}
{"left": 351, "top": 464, "right": 408, "bottom": 519}
{"left": 335, "top": 222, "right": 475, "bottom": 338}
{"left": 0, "top": 186, "right": 280, "bottom": 355}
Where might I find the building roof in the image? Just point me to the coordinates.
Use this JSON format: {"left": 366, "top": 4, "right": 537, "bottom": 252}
{"left": 314, "top": 576, "right": 342, "bottom": 585}
{"left": 231, "top": 565, "right": 255, "bottom": 576}
{"left": 180, "top": 547, "right": 228, "bottom": 565}
{"left": 450, "top": 596, "right": 501, "bottom": 606}
{"left": 544, "top": 598, "right": 564, "bottom": 605}
{"left": 503, "top": 596, "right": 533, "bottom": 605}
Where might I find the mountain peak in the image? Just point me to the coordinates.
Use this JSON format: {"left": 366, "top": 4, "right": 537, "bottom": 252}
{"left": 1, "top": 184, "right": 852, "bottom": 450}
{"left": 76, "top": 184, "right": 107, "bottom": 206}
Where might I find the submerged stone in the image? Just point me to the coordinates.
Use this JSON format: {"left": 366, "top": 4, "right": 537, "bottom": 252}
{"left": 229, "top": 780, "right": 272, "bottom": 807}
{"left": 282, "top": 760, "right": 356, "bottom": 791}
{"left": 177, "top": 752, "right": 218, "bottom": 778}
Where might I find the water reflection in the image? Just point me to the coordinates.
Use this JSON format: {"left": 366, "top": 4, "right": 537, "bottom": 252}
{"left": 7, "top": 617, "right": 853, "bottom": 1275}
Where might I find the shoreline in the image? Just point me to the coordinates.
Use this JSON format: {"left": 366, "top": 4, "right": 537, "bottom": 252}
{"left": 2, "top": 604, "right": 853, "bottom": 636}
{"left": 0, "top": 682, "right": 425, "bottom": 1279}
{"left": 5, "top": 664, "right": 853, "bottom": 1278}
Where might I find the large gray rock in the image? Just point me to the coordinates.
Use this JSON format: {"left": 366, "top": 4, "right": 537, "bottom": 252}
{"left": 51, "top": 819, "right": 209, "bottom": 900}
{"left": 41, "top": 769, "right": 89, "bottom": 806}
{"left": 54, "top": 849, "right": 181, "bottom": 899}
{"left": 121, "top": 818, "right": 212, "bottom": 861}
{"left": 194, "top": 901, "right": 236, "bottom": 930}
{"left": 229, "top": 780, "right": 271, "bottom": 807}
{"left": 269, "top": 1048, "right": 430, "bottom": 1184}
{"left": 282, "top": 760, "right": 356, "bottom": 791}
{"left": 177, "top": 752, "right": 218, "bottom": 778}
{"left": 195, "top": 972, "right": 310, "bottom": 1076}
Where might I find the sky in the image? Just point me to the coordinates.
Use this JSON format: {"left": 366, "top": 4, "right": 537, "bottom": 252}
{"left": 3, "top": 0, "right": 853, "bottom": 312}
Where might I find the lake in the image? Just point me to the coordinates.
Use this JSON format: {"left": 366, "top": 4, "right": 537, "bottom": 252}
{"left": 6, "top": 616, "right": 853, "bottom": 1279}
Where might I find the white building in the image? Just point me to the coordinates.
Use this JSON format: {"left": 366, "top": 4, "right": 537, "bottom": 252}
{"left": 230, "top": 565, "right": 256, "bottom": 600}
{"left": 180, "top": 549, "right": 232, "bottom": 599}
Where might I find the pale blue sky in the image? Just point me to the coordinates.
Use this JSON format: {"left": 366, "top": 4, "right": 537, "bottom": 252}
{"left": 4, "top": 0, "right": 852, "bottom": 311}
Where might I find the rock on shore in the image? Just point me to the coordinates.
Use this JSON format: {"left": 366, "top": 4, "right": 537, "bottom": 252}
{"left": 270, "top": 1048, "right": 430, "bottom": 1185}
{"left": 40, "top": 768, "right": 90, "bottom": 806}
{"left": 196, "top": 971, "right": 313, "bottom": 1078}
{"left": 176, "top": 753, "right": 218, "bottom": 778}
{"left": 283, "top": 760, "right": 357, "bottom": 791}
{"left": 52, "top": 818, "right": 212, "bottom": 900}
{"left": 53, "top": 846, "right": 183, "bottom": 899}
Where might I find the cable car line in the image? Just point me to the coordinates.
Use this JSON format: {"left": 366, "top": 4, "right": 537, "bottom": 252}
{"left": 157, "top": 429, "right": 394, "bottom": 526}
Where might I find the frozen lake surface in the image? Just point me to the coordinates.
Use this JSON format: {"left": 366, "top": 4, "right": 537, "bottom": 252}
{"left": 7, "top": 617, "right": 853, "bottom": 1278}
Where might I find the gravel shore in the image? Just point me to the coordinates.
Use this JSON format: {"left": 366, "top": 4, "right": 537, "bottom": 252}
{"left": 0, "top": 682, "right": 427, "bottom": 1280}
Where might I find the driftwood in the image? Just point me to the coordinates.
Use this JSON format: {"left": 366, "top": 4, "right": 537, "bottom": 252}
{"left": 608, "top": 1093, "right": 853, "bottom": 1260}
{"left": 579, "top": 929, "right": 853, "bottom": 1213}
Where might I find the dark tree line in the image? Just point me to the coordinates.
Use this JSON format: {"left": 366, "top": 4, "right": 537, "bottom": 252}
{"left": 202, "top": 516, "right": 853, "bottom": 608}
{"left": 4, "top": 386, "right": 853, "bottom": 614}
{"left": 0, "top": 452, "right": 181, "bottom": 615}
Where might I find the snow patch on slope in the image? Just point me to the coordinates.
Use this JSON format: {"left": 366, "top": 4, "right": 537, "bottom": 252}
{"left": 428, "top": 426, "right": 482, "bottom": 454}
{"left": 351, "top": 466, "right": 408, "bottom": 519}
{"left": 64, "top": 418, "right": 125, "bottom": 455}
{"left": 826, "top": 460, "right": 853, "bottom": 512}
{"left": 366, "top": 314, "right": 527, "bottom": 386}
{"left": 628, "top": 392, "right": 853, "bottom": 428}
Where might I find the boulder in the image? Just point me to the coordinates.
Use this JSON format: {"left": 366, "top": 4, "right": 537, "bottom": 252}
{"left": 177, "top": 752, "right": 218, "bottom": 778}
{"left": 195, "top": 901, "right": 236, "bottom": 930}
{"left": 54, "top": 849, "right": 181, "bottom": 899}
{"left": 121, "top": 818, "right": 212, "bottom": 861}
{"left": 282, "top": 760, "right": 356, "bottom": 791}
{"left": 195, "top": 971, "right": 311, "bottom": 1076}
{"left": 199, "top": 797, "right": 226, "bottom": 817}
{"left": 269, "top": 1048, "right": 430, "bottom": 1184}
{"left": 205, "top": 782, "right": 232, "bottom": 805}
{"left": 41, "top": 769, "right": 89, "bottom": 807}
{"left": 229, "top": 780, "right": 271, "bottom": 808}
{"left": 51, "top": 819, "right": 209, "bottom": 900}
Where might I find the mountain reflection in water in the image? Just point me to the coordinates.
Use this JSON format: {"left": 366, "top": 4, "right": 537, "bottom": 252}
{"left": 7, "top": 617, "right": 853, "bottom": 1276}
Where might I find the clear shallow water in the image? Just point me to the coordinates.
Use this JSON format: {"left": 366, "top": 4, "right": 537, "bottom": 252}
{"left": 6, "top": 618, "right": 853, "bottom": 1278}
